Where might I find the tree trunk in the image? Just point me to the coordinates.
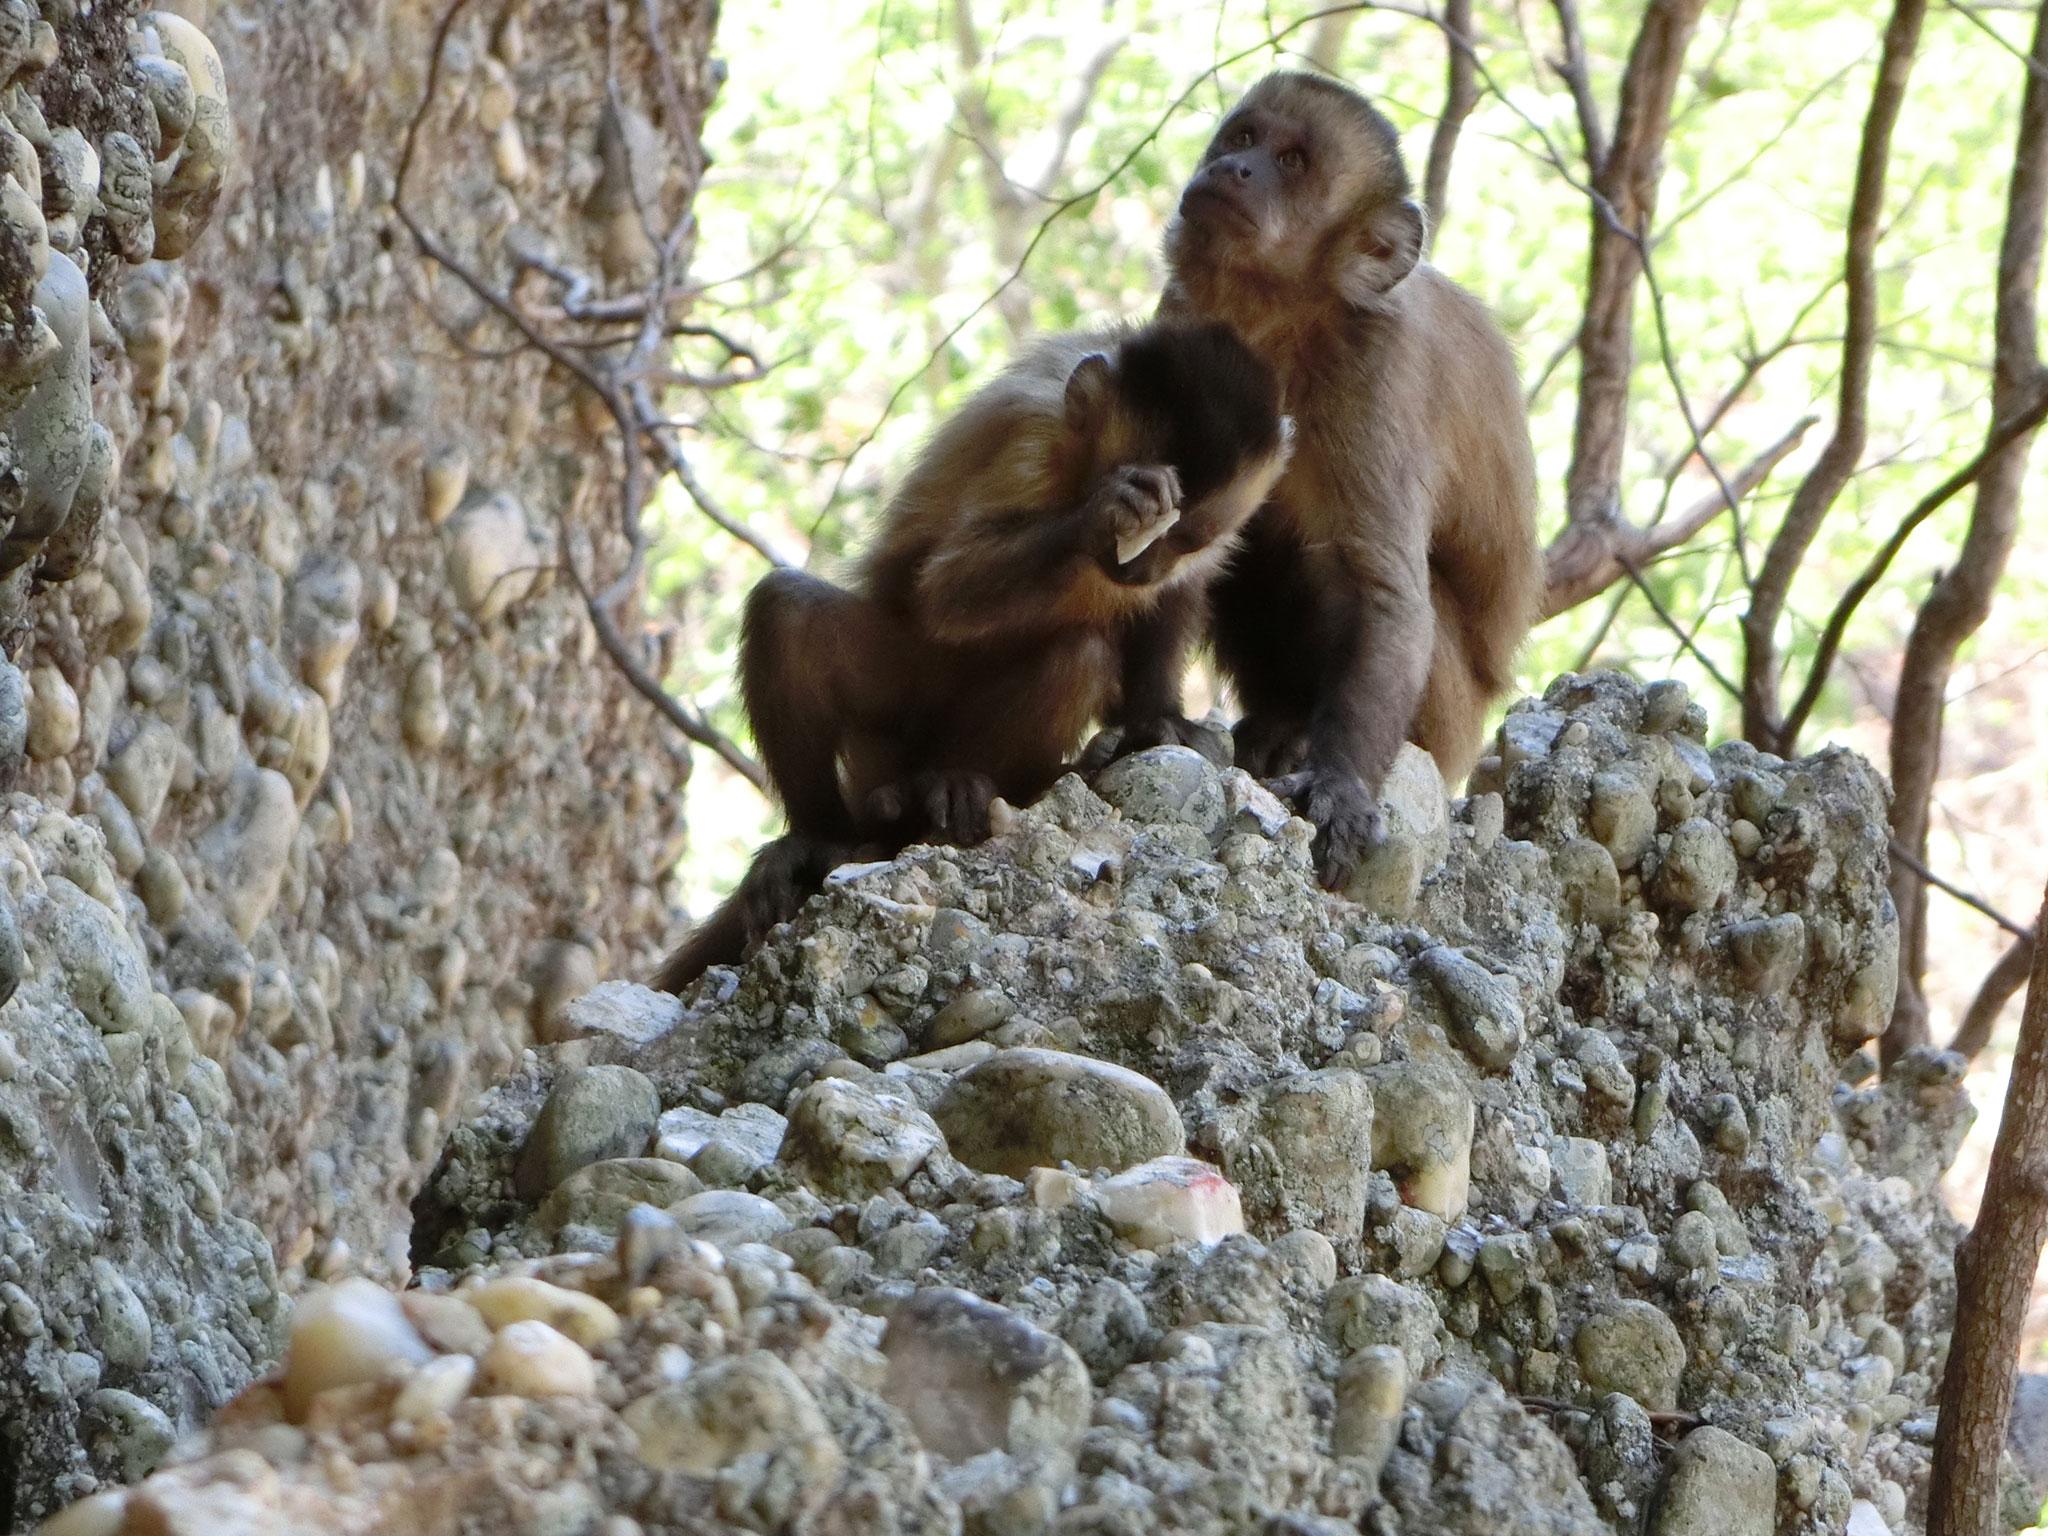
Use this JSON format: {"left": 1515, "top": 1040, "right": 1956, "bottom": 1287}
{"left": 1929, "top": 885, "right": 2048, "bottom": 1536}
{"left": 1884, "top": 0, "right": 2048, "bottom": 1064}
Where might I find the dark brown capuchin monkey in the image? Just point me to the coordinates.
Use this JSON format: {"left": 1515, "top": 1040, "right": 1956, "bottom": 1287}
{"left": 653, "top": 318, "right": 1295, "bottom": 991}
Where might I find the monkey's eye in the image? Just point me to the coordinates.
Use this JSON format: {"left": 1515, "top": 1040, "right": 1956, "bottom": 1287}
{"left": 1232, "top": 126, "right": 1255, "bottom": 148}
{"left": 1279, "top": 147, "right": 1308, "bottom": 172}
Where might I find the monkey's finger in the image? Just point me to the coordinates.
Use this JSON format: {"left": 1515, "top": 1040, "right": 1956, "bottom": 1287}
{"left": 1266, "top": 769, "right": 1316, "bottom": 805}
{"left": 863, "top": 784, "right": 908, "bottom": 828}
{"left": 920, "top": 777, "right": 953, "bottom": 836}
{"left": 1134, "top": 463, "right": 1182, "bottom": 506}
{"left": 1075, "top": 728, "right": 1124, "bottom": 772}
{"left": 954, "top": 776, "right": 995, "bottom": 842}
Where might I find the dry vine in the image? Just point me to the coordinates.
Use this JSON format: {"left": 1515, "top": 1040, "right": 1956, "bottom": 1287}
{"left": 393, "top": 0, "right": 775, "bottom": 790}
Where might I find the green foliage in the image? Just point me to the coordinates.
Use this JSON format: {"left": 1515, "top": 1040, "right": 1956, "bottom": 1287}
{"left": 651, "top": 0, "right": 2045, "bottom": 896}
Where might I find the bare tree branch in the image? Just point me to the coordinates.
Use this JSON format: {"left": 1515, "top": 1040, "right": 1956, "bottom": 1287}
{"left": 1559, "top": 0, "right": 1710, "bottom": 529}
{"left": 1741, "top": 0, "right": 1928, "bottom": 752}
{"left": 1422, "top": 0, "right": 1478, "bottom": 238}
{"left": 1305, "top": 8, "right": 1358, "bottom": 68}
{"left": 1547, "top": 0, "right": 1609, "bottom": 173}
{"left": 1886, "top": 0, "right": 2048, "bottom": 1062}
{"left": 559, "top": 502, "right": 766, "bottom": 789}
{"left": 1929, "top": 882, "right": 2048, "bottom": 1536}
{"left": 1022, "top": 29, "right": 1129, "bottom": 198}
{"left": 1541, "top": 416, "right": 1815, "bottom": 619}
{"left": 1952, "top": 927, "right": 2040, "bottom": 1060}
{"left": 1949, "top": 0, "right": 2048, "bottom": 82}
{"left": 948, "top": 0, "right": 1127, "bottom": 336}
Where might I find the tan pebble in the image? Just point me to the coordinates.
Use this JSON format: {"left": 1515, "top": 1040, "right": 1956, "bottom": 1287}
{"left": 37, "top": 1490, "right": 127, "bottom": 1536}
{"left": 493, "top": 120, "right": 528, "bottom": 185}
{"left": 464, "top": 1274, "right": 621, "bottom": 1349}
{"left": 1026, "top": 1167, "right": 1090, "bottom": 1212}
{"left": 390, "top": 1352, "right": 476, "bottom": 1424}
{"left": 26, "top": 664, "right": 80, "bottom": 759}
{"left": 477, "top": 63, "right": 517, "bottom": 132}
{"left": 480, "top": 1320, "right": 596, "bottom": 1398}
{"left": 283, "top": 1277, "right": 434, "bottom": 1420}
{"left": 365, "top": 567, "right": 399, "bottom": 630}
{"left": 399, "top": 1291, "right": 491, "bottom": 1356}
{"left": 623, "top": 1286, "right": 662, "bottom": 1321}
{"left": 421, "top": 448, "right": 467, "bottom": 525}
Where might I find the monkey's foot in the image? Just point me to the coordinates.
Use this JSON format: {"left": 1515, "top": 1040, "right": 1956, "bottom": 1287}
{"left": 739, "top": 835, "right": 848, "bottom": 944}
{"left": 1078, "top": 715, "right": 1232, "bottom": 772}
{"left": 1268, "top": 766, "right": 1385, "bottom": 891}
{"left": 1233, "top": 715, "right": 1310, "bottom": 778}
{"left": 863, "top": 770, "right": 999, "bottom": 845}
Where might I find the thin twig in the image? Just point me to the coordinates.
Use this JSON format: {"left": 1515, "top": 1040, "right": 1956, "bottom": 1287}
{"left": 1889, "top": 838, "right": 2034, "bottom": 939}
{"left": 1547, "top": 0, "right": 1608, "bottom": 172}
{"left": 1780, "top": 370, "right": 2048, "bottom": 741}
{"left": 1620, "top": 555, "right": 1744, "bottom": 704}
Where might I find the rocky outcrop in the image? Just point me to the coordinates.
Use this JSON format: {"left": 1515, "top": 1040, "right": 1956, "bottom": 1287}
{"left": 0, "top": 1, "right": 713, "bottom": 1524}
{"left": 42, "top": 674, "right": 1996, "bottom": 1536}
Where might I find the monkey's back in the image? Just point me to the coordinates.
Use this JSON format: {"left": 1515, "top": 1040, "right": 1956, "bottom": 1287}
{"left": 1404, "top": 267, "right": 1542, "bottom": 697}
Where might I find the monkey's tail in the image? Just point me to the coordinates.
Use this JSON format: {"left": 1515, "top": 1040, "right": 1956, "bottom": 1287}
{"left": 650, "top": 894, "right": 754, "bottom": 995}
{"left": 649, "top": 833, "right": 856, "bottom": 995}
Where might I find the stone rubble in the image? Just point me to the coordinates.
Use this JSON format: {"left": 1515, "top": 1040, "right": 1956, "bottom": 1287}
{"left": 40, "top": 673, "right": 2021, "bottom": 1536}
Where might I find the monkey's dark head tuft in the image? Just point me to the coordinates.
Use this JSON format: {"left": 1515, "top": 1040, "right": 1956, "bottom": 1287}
{"left": 1113, "top": 320, "right": 1287, "bottom": 503}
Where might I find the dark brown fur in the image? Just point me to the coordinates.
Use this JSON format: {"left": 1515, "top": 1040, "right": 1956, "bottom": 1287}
{"left": 653, "top": 320, "right": 1294, "bottom": 993}
{"left": 1161, "top": 70, "right": 1542, "bottom": 889}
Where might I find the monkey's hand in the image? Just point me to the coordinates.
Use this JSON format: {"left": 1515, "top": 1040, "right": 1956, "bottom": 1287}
{"left": 863, "top": 770, "right": 999, "bottom": 845}
{"left": 1091, "top": 463, "right": 1183, "bottom": 567}
{"left": 1268, "top": 765, "right": 1385, "bottom": 892}
{"left": 1078, "top": 714, "right": 1232, "bottom": 772}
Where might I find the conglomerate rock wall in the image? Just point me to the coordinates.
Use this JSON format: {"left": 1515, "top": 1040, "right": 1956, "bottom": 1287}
{"left": 35, "top": 675, "right": 1999, "bottom": 1536}
{"left": 0, "top": 1, "right": 710, "bottom": 1522}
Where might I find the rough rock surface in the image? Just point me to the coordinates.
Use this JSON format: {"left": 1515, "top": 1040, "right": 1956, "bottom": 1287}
{"left": 47, "top": 674, "right": 1998, "bottom": 1536}
{"left": 0, "top": 0, "right": 714, "bottom": 1523}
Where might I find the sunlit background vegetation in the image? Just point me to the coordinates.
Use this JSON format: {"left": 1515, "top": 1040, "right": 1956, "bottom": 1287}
{"left": 646, "top": 0, "right": 2046, "bottom": 1323}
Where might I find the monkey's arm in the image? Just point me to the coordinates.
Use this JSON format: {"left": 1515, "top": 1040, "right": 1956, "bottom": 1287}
{"left": 1276, "top": 521, "right": 1434, "bottom": 888}
{"left": 913, "top": 464, "right": 1178, "bottom": 644}
{"left": 1077, "top": 584, "right": 1232, "bottom": 769}
{"left": 742, "top": 568, "right": 921, "bottom": 840}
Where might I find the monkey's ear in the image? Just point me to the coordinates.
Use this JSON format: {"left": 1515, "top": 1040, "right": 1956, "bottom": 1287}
{"left": 1064, "top": 353, "right": 1115, "bottom": 432}
{"left": 1337, "top": 197, "right": 1425, "bottom": 307}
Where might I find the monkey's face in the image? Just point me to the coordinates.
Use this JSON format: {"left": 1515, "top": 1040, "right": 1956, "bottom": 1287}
{"left": 1065, "top": 321, "right": 1292, "bottom": 507}
{"left": 1166, "top": 72, "right": 1425, "bottom": 315}
{"left": 1120, "top": 321, "right": 1294, "bottom": 546}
